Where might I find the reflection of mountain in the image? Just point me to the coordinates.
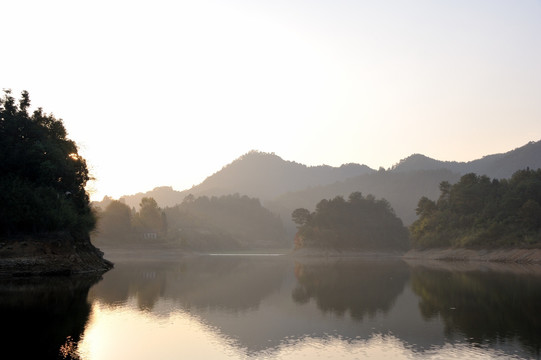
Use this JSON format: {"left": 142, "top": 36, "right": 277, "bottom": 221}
{"left": 410, "top": 265, "right": 541, "bottom": 356}
{"left": 86, "top": 257, "right": 541, "bottom": 357}
{"left": 292, "top": 259, "right": 409, "bottom": 319}
{"left": 88, "top": 257, "right": 419, "bottom": 354}
{"left": 88, "top": 256, "right": 288, "bottom": 312}
{"left": 0, "top": 275, "right": 101, "bottom": 360}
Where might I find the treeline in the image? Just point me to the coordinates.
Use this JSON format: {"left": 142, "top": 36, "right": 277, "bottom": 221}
{"left": 292, "top": 192, "right": 409, "bottom": 251}
{"left": 94, "top": 197, "right": 167, "bottom": 242}
{"left": 166, "top": 193, "right": 287, "bottom": 249}
{"left": 0, "top": 90, "right": 95, "bottom": 238}
{"left": 410, "top": 169, "right": 541, "bottom": 248}
{"left": 94, "top": 193, "right": 287, "bottom": 250}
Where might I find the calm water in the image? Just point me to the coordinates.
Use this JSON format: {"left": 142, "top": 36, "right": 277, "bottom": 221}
{"left": 2, "top": 254, "right": 541, "bottom": 359}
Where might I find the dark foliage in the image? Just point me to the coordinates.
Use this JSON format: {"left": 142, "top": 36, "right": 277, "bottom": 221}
{"left": 410, "top": 169, "right": 541, "bottom": 248}
{"left": 292, "top": 192, "right": 410, "bottom": 250}
{"left": 0, "top": 90, "right": 95, "bottom": 238}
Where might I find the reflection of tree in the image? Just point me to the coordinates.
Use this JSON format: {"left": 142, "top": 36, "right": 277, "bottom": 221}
{"left": 89, "top": 256, "right": 287, "bottom": 313}
{"left": 0, "top": 275, "right": 101, "bottom": 359}
{"left": 292, "top": 260, "right": 409, "bottom": 320}
{"left": 410, "top": 266, "right": 541, "bottom": 356}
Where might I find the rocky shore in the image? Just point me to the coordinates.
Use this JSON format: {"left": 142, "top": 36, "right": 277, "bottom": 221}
{"left": 403, "top": 247, "right": 541, "bottom": 264}
{"left": 0, "top": 233, "right": 113, "bottom": 277}
{"left": 290, "top": 246, "right": 541, "bottom": 264}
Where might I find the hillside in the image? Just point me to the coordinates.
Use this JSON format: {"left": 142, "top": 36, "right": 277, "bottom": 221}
{"left": 392, "top": 140, "right": 541, "bottom": 178}
{"left": 269, "top": 169, "right": 461, "bottom": 230}
{"left": 111, "top": 151, "right": 374, "bottom": 209}
{"left": 271, "top": 140, "right": 541, "bottom": 231}
{"left": 184, "top": 151, "right": 373, "bottom": 199}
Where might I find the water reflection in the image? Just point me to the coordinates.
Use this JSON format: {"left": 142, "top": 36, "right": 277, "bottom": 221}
{"left": 292, "top": 259, "right": 409, "bottom": 319}
{"left": 0, "top": 275, "right": 102, "bottom": 360}
{"left": 83, "top": 256, "right": 541, "bottom": 359}
{"left": 88, "top": 256, "right": 288, "bottom": 313}
{"left": 409, "top": 263, "right": 541, "bottom": 357}
{"left": 3, "top": 255, "right": 541, "bottom": 359}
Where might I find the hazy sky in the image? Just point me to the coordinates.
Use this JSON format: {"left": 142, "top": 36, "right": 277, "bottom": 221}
{"left": 4, "top": 0, "right": 541, "bottom": 200}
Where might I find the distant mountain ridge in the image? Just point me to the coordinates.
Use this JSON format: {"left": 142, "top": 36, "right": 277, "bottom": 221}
{"left": 96, "top": 140, "right": 541, "bottom": 231}
{"left": 391, "top": 140, "right": 541, "bottom": 178}
{"left": 189, "top": 151, "right": 374, "bottom": 199}
{"left": 112, "top": 150, "right": 374, "bottom": 209}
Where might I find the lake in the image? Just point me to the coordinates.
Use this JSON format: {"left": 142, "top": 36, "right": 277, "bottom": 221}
{"left": 2, "top": 253, "right": 541, "bottom": 359}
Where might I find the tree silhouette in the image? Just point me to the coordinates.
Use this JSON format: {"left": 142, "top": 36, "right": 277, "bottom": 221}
{"left": 0, "top": 89, "right": 95, "bottom": 238}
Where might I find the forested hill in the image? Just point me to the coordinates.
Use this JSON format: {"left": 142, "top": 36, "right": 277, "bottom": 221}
{"left": 410, "top": 169, "right": 541, "bottom": 248}
{"left": 269, "top": 140, "right": 541, "bottom": 228}
{"left": 392, "top": 140, "right": 541, "bottom": 178}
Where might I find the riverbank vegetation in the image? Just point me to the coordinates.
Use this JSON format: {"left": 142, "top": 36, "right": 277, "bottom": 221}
{"left": 410, "top": 169, "right": 541, "bottom": 249}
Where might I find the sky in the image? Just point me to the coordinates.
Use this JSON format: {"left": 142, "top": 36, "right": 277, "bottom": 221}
{"left": 3, "top": 0, "right": 541, "bottom": 200}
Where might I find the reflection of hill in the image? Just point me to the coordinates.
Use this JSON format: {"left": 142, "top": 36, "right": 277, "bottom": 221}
{"left": 88, "top": 256, "right": 288, "bottom": 313}
{"left": 85, "top": 257, "right": 541, "bottom": 357}
{"left": 292, "top": 259, "right": 409, "bottom": 319}
{"left": 410, "top": 265, "right": 541, "bottom": 356}
{"left": 0, "top": 275, "right": 101, "bottom": 360}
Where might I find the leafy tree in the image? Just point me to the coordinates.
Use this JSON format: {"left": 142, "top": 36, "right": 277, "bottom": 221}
{"left": 0, "top": 90, "right": 95, "bottom": 238}
{"left": 95, "top": 200, "right": 133, "bottom": 241}
{"left": 291, "top": 208, "right": 311, "bottom": 228}
{"left": 132, "top": 197, "right": 167, "bottom": 237}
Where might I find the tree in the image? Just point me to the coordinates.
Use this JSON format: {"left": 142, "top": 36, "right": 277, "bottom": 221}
{"left": 96, "top": 200, "right": 133, "bottom": 241}
{"left": 292, "top": 208, "right": 311, "bottom": 228}
{"left": 132, "top": 197, "right": 167, "bottom": 237}
{"left": 0, "top": 90, "right": 95, "bottom": 238}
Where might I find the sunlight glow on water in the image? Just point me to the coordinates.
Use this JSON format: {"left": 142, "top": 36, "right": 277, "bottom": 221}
{"left": 76, "top": 299, "right": 522, "bottom": 360}
{"left": 78, "top": 300, "right": 242, "bottom": 360}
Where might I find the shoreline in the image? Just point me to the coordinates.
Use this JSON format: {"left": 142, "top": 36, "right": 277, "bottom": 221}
{"left": 3, "top": 238, "right": 541, "bottom": 277}
{"left": 402, "top": 247, "right": 541, "bottom": 264}
{"left": 0, "top": 235, "right": 113, "bottom": 277}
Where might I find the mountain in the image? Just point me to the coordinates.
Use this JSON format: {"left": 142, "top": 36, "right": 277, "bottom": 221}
{"left": 392, "top": 140, "right": 541, "bottom": 178}
{"left": 113, "top": 150, "right": 374, "bottom": 209}
{"left": 184, "top": 151, "right": 374, "bottom": 200}
{"left": 272, "top": 139, "right": 541, "bottom": 229}
{"left": 268, "top": 169, "right": 461, "bottom": 229}
{"left": 97, "top": 140, "right": 541, "bottom": 236}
